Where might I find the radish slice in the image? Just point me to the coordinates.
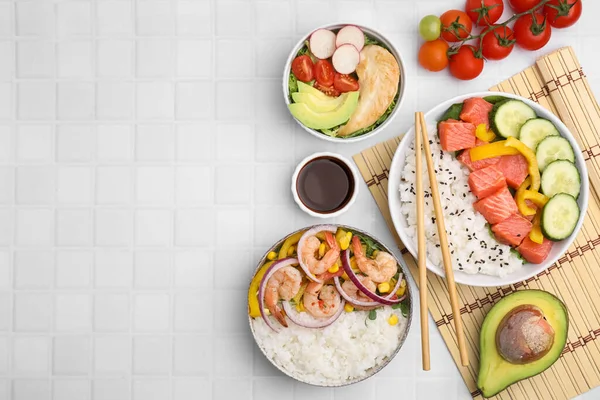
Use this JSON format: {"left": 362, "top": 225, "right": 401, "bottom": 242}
{"left": 309, "top": 29, "right": 337, "bottom": 59}
{"left": 332, "top": 44, "right": 360, "bottom": 74}
{"left": 336, "top": 25, "right": 365, "bottom": 52}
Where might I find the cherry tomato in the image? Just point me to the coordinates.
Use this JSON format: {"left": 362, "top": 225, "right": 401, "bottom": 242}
{"left": 291, "top": 55, "right": 314, "bottom": 83}
{"left": 508, "top": 0, "right": 542, "bottom": 13}
{"left": 418, "top": 39, "right": 450, "bottom": 72}
{"left": 313, "top": 81, "right": 340, "bottom": 97}
{"left": 440, "top": 10, "right": 473, "bottom": 42}
{"left": 514, "top": 13, "right": 552, "bottom": 51}
{"left": 313, "top": 60, "right": 335, "bottom": 87}
{"left": 465, "top": 0, "right": 504, "bottom": 26}
{"left": 449, "top": 45, "right": 484, "bottom": 80}
{"left": 333, "top": 74, "right": 359, "bottom": 93}
{"left": 482, "top": 26, "right": 515, "bottom": 60}
{"left": 544, "top": 0, "right": 582, "bottom": 28}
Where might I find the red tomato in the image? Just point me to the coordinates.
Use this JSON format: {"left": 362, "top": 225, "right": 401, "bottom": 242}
{"left": 449, "top": 45, "right": 484, "bottom": 80}
{"left": 313, "top": 81, "right": 340, "bottom": 97}
{"left": 440, "top": 10, "right": 473, "bottom": 42}
{"left": 544, "top": 0, "right": 582, "bottom": 28}
{"left": 333, "top": 74, "right": 359, "bottom": 93}
{"left": 291, "top": 55, "right": 314, "bottom": 83}
{"left": 482, "top": 26, "right": 515, "bottom": 60}
{"left": 313, "top": 60, "right": 335, "bottom": 87}
{"left": 418, "top": 39, "right": 449, "bottom": 72}
{"left": 508, "top": 0, "right": 542, "bottom": 13}
{"left": 465, "top": 0, "right": 504, "bottom": 26}
{"left": 514, "top": 13, "right": 552, "bottom": 51}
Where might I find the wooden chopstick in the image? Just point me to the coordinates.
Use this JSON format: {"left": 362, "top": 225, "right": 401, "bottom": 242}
{"left": 418, "top": 112, "right": 470, "bottom": 367}
{"left": 414, "top": 112, "right": 430, "bottom": 371}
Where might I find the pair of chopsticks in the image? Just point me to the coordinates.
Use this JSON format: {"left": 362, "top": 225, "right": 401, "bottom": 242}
{"left": 414, "top": 112, "right": 469, "bottom": 370}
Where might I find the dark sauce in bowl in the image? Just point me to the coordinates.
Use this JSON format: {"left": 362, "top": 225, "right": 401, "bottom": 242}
{"left": 296, "top": 156, "right": 355, "bottom": 214}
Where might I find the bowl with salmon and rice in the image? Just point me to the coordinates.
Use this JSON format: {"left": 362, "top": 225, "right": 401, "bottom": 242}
{"left": 388, "top": 92, "right": 588, "bottom": 287}
{"left": 283, "top": 24, "right": 406, "bottom": 142}
{"left": 248, "top": 224, "right": 412, "bottom": 386}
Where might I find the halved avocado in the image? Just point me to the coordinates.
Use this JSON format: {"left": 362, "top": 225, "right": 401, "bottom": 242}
{"left": 288, "top": 91, "right": 359, "bottom": 130}
{"left": 291, "top": 92, "right": 348, "bottom": 113}
{"left": 477, "top": 290, "right": 568, "bottom": 398}
{"left": 297, "top": 81, "right": 330, "bottom": 100}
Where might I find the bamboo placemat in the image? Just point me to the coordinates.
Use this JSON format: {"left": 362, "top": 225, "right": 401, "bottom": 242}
{"left": 353, "top": 47, "right": 600, "bottom": 400}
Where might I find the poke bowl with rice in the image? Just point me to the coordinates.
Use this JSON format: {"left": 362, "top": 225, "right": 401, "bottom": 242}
{"left": 248, "top": 225, "right": 412, "bottom": 386}
{"left": 388, "top": 92, "right": 588, "bottom": 287}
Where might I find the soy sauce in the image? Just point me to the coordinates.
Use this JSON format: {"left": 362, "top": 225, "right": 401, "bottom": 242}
{"left": 296, "top": 156, "right": 354, "bottom": 214}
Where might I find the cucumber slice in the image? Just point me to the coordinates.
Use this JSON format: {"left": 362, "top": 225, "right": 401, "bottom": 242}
{"left": 519, "top": 118, "right": 560, "bottom": 151}
{"left": 540, "top": 160, "right": 581, "bottom": 198}
{"left": 535, "top": 135, "right": 575, "bottom": 171}
{"left": 541, "top": 193, "right": 580, "bottom": 241}
{"left": 490, "top": 100, "right": 537, "bottom": 139}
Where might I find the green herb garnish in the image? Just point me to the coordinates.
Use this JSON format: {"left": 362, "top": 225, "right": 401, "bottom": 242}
{"left": 392, "top": 299, "right": 410, "bottom": 318}
{"left": 368, "top": 309, "right": 377, "bottom": 320}
{"left": 510, "top": 248, "right": 524, "bottom": 262}
{"left": 288, "top": 73, "right": 298, "bottom": 96}
{"left": 355, "top": 234, "right": 382, "bottom": 258}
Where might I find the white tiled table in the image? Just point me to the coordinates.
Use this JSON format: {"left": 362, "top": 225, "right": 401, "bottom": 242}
{"left": 0, "top": 1, "right": 599, "bottom": 399}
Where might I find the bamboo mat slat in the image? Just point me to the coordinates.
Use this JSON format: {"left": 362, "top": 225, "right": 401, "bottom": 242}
{"left": 353, "top": 47, "right": 600, "bottom": 400}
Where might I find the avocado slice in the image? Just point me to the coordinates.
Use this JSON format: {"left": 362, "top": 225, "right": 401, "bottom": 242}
{"left": 297, "top": 81, "right": 330, "bottom": 100}
{"left": 291, "top": 92, "right": 348, "bottom": 113}
{"left": 477, "top": 290, "right": 568, "bottom": 398}
{"left": 288, "top": 91, "right": 359, "bottom": 130}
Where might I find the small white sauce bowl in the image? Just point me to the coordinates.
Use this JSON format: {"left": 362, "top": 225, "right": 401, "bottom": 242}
{"left": 291, "top": 152, "right": 359, "bottom": 218}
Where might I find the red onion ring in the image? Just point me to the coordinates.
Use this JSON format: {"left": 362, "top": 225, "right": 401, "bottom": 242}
{"left": 281, "top": 299, "right": 345, "bottom": 329}
{"left": 333, "top": 276, "right": 381, "bottom": 307}
{"left": 341, "top": 250, "right": 402, "bottom": 305}
{"left": 296, "top": 224, "right": 338, "bottom": 284}
{"left": 258, "top": 257, "right": 299, "bottom": 332}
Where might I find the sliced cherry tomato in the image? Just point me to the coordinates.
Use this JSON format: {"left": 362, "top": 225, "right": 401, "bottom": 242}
{"left": 313, "top": 81, "right": 341, "bottom": 97}
{"left": 544, "top": 0, "right": 582, "bottom": 28}
{"left": 440, "top": 10, "right": 473, "bottom": 42}
{"left": 449, "top": 45, "right": 484, "bottom": 80}
{"left": 482, "top": 26, "right": 515, "bottom": 60}
{"left": 508, "top": 0, "right": 542, "bottom": 13}
{"left": 418, "top": 39, "right": 449, "bottom": 72}
{"left": 291, "top": 55, "right": 314, "bottom": 83}
{"left": 333, "top": 73, "right": 359, "bottom": 93}
{"left": 313, "top": 60, "right": 335, "bottom": 87}
{"left": 465, "top": 0, "right": 504, "bottom": 26}
{"left": 514, "top": 13, "right": 552, "bottom": 51}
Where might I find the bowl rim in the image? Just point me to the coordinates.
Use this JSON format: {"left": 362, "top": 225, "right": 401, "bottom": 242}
{"left": 282, "top": 22, "right": 407, "bottom": 143}
{"left": 247, "top": 224, "right": 414, "bottom": 387}
{"left": 387, "top": 91, "right": 590, "bottom": 287}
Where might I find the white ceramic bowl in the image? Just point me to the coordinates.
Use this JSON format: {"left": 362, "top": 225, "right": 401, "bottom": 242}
{"left": 291, "top": 152, "right": 359, "bottom": 218}
{"left": 388, "top": 91, "right": 589, "bottom": 287}
{"left": 282, "top": 23, "right": 407, "bottom": 143}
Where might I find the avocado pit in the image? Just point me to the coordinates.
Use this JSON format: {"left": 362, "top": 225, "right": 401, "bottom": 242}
{"left": 496, "top": 305, "right": 555, "bottom": 364}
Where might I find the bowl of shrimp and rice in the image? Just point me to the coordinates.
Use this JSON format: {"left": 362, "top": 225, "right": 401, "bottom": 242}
{"left": 248, "top": 224, "right": 413, "bottom": 386}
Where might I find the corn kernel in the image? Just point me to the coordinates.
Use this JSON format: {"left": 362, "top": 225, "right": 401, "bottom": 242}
{"left": 378, "top": 282, "right": 391, "bottom": 293}
{"left": 287, "top": 245, "right": 295, "bottom": 257}
{"left": 396, "top": 280, "right": 407, "bottom": 296}
{"left": 344, "top": 304, "right": 354, "bottom": 313}
{"left": 341, "top": 272, "right": 350, "bottom": 281}
{"left": 372, "top": 250, "right": 379, "bottom": 258}
{"left": 263, "top": 308, "right": 271, "bottom": 316}
{"left": 328, "top": 263, "right": 339, "bottom": 273}
{"left": 296, "top": 301, "right": 305, "bottom": 312}
{"left": 350, "top": 256, "right": 357, "bottom": 271}
{"left": 388, "top": 314, "right": 399, "bottom": 326}
{"left": 318, "top": 243, "right": 326, "bottom": 258}
{"left": 267, "top": 251, "right": 277, "bottom": 261}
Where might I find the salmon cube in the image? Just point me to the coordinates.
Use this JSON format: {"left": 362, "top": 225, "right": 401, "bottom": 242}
{"left": 492, "top": 214, "right": 533, "bottom": 247}
{"left": 457, "top": 139, "right": 500, "bottom": 172}
{"left": 460, "top": 97, "right": 494, "bottom": 129}
{"left": 468, "top": 165, "right": 507, "bottom": 199}
{"left": 473, "top": 187, "right": 518, "bottom": 225}
{"left": 517, "top": 236, "right": 554, "bottom": 264}
{"left": 495, "top": 154, "right": 529, "bottom": 189}
{"left": 439, "top": 119, "right": 476, "bottom": 152}
{"left": 521, "top": 200, "right": 537, "bottom": 221}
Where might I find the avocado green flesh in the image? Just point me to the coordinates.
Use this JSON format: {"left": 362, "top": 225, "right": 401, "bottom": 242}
{"left": 288, "top": 91, "right": 359, "bottom": 130}
{"left": 477, "top": 290, "right": 568, "bottom": 398}
{"left": 291, "top": 92, "right": 347, "bottom": 113}
{"left": 297, "top": 81, "right": 330, "bottom": 100}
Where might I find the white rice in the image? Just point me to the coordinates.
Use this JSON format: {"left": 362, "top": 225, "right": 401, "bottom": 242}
{"left": 252, "top": 307, "right": 406, "bottom": 385}
{"left": 398, "top": 127, "right": 523, "bottom": 277}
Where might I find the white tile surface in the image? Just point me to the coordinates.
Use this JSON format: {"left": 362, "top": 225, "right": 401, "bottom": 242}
{"left": 1, "top": 1, "right": 599, "bottom": 399}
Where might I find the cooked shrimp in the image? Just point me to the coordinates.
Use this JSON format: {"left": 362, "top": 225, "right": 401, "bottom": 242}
{"left": 264, "top": 266, "right": 302, "bottom": 327}
{"left": 300, "top": 231, "right": 340, "bottom": 276}
{"left": 341, "top": 276, "right": 379, "bottom": 311}
{"left": 303, "top": 282, "right": 342, "bottom": 318}
{"left": 351, "top": 236, "right": 397, "bottom": 283}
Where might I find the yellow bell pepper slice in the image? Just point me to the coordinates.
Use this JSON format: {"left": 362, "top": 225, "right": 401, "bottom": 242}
{"left": 469, "top": 140, "right": 520, "bottom": 161}
{"left": 515, "top": 177, "right": 536, "bottom": 216}
{"left": 530, "top": 211, "right": 544, "bottom": 244}
{"left": 292, "top": 281, "right": 308, "bottom": 305}
{"left": 278, "top": 230, "right": 305, "bottom": 259}
{"left": 523, "top": 190, "right": 549, "bottom": 208}
{"left": 475, "top": 124, "right": 496, "bottom": 142}
{"left": 248, "top": 261, "right": 273, "bottom": 317}
{"left": 504, "top": 137, "right": 540, "bottom": 192}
